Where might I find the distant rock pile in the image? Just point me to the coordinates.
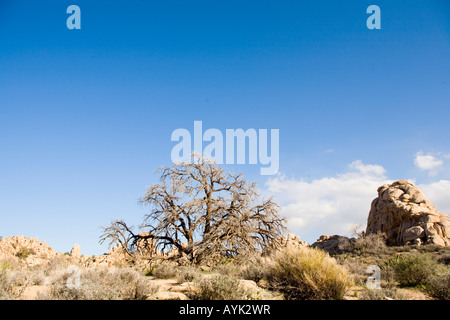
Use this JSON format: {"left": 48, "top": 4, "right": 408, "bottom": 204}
{"left": 268, "top": 233, "right": 308, "bottom": 253}
{"left": 92, "top": 243, "right": 130, "bottom": 267}
{"left": 0, "top": 235, "right": 57, "bottom": 267}
{"left": 280, "top": 233, "right": 308, "bottom": 248}
{"left": 312, "top": 235, "right": 356, "bottom": 254}
{"left": 366, "top": 180, "right": 450, "bottom": 246}
{"left": 0, "top": 235, "right": 127, "bottom": 268}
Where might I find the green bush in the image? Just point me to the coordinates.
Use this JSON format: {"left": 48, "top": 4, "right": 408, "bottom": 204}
{"left": 264, "top": 246, "right": 353, "bottom": 300}
{"left": 388, "top": 253, "right": 443, "bottom": 287}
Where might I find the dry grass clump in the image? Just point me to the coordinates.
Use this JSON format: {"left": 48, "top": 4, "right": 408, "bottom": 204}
{"left": 150, "top": 262, "right": 202, "bottom": 284}
{"left": 263, "top": 246, "right": 353, "bottom": 300}
{"left": 151, "top": 262, "right": 180, "bottom": 279}
{"left": 194, "top": 275, "right": 251, "bottom": 300}
{"left": 194, "top": 275, "right": 276, "bottom": 300}
{"left": 0, "top": 270, "right": 15, "bottom": 300}
{"left": 360, "top": 287, "right": 407, "bottom": 300}
{"left": 4, "top": 256, "right": 72, "bottom": 290}
{"left": 0, "top": 258, "right": 19, "bottom": 272}
{"left": 238, "top": 254, "right": 269, "bottom": 283}
{"left": 43, "top": 267, "right": 159, "bottom": 300}
{"left": 175, "top": 266, "right": 202, "bottom": 284}
{"left": 353, "top": 233, "right": 388, "bottom": 254}
{"left": 1, "top": 257, "right": 159, "bottom": 300}
{"left": 212, "top": 262, "right": 240, "bottom": 277}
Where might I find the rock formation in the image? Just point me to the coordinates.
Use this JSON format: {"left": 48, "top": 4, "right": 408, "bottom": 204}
{"left": 92, "top": 243, "right": 130, "bottom": 267}
{"left": 70, "top": 244, "right": 81, "bottom": 259}
{"left": 278, "top": 233, "right": 308, "bottom": 248}
{"left": 0, "top": 236, "right": 95, "bottom": 268}
{"left": 267, "top": 233, "right": 308, "bottom": 253}
{"left": 0, "top": 235, "right": 57, "bottom": 266}
{"left": 312, "top": 235, "right": 356, "bottom": 254}
{"left": 366, "top": 180, "right": 450, "bottom": 246}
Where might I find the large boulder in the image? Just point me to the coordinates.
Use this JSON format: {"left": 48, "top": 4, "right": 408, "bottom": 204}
{"left": 366, "top": 180, "right": 450, "bottom": 246}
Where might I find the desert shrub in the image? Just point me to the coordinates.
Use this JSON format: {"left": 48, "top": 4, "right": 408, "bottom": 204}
{"left": 28, "top": 269, "right": 48, "bottom": 286}
{"left": 239, "top": 256, "right": 269, "bottom": 283}
{"left": 432, "top": 246, "right": 450, "bottom": 266}
{"left": 235, "top": 251, "right": 272, "bottom": 283}
{"left": 213, "top": 263, "right": 240, "bottom": 277}
{"left": 15, "top": 248, "right": 36, "bottom": 259}
{"left": 27, "top": 256, "right": 71, "bottom": 285}
{"left": 360, "top": 287, "right": 407, "bottom": 300}
{"left": 388, "top": 253, "right": 444, "bottom": 287}
{"left": 239, "top": 263, "right": 265, "bottom": 283}
{"left": 354, "top": 233, "right": 387, "bottom": 253}
{"left": 43, "top": 256, "right": 71, "bottom": 274}
{"left": 379, "top": 264, "right": 398, "bottom": 288}
{"left": 152, "top": 262, "right": 179, "bottom": 279}
{"left": 337, "top": 257, "right": 377, "bottom": 288}
{"left": 425, "top": 273, "right": 450, "bottom": 300}
{"left": 45, "top": 267, "right": 158, "bottom": 300}
{"left": 0, "top": 258, "right": 19, "bottom": 272}
{"left": 0, "top": 270, "right": 15, "bottom": 300}
{"left": 195, "top": 275, "right": 255, "bottom": 300}
{"left": 0, "top": 262, "right": 10, "bottom": 272}
{"left": 176, "top": 266, "right": 201, "bottom": 284}
{"left": 264, "top": 246, "right": 353, "bottom": 300}
{"left": 134, "top": 277, "right": 159, "bottom": 300}
{"left": 0, "top": 270, "right": 22, "bottom": 300}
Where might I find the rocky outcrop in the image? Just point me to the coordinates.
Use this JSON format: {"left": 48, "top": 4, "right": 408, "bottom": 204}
{"left": 70, "top": 244, "right": 81, "bottom": 259}
{"left": 0, "top": 236, "right": 95, "bottom": 268}
{"left": 366, "top": 180, "right": 450, "bottom": 246}
{"left": 312, "top": 235, "right": 356, "bottom": 254}
{"left": 278, "top": 233, "right": 308, "bottom": 248}
{"left": 0, "top": 235, "right": 56, "bottom": 266}
{"left": 92, "top": 243, "right": 130, "bottom": 267}
{"left": 266, "top": 233, "right": 308, "bottom": 253}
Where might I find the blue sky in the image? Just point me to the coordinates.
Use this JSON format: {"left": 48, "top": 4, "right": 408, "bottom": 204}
{"left": 1, "top": 1, "right": 449, "bottom": 255}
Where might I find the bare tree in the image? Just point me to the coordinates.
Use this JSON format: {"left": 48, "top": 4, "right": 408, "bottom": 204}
{"left": 100, "top": 154, "right": 286, "bottom": 265}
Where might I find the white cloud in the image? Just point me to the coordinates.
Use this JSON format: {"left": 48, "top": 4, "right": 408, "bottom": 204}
{"left": 349, "top": 160, "right": 386, "bottom": 176}
{"left": 265, "top": 160, "right": 450, "bottom": 244}
{"left": 265, "top": 161, "right": 391, "bottom": 243}
{"left": 414, "top": 152, "right": 444, "bottom": 176}
{"left": 419, "top": 180, "right": 450, "bottom": 216}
